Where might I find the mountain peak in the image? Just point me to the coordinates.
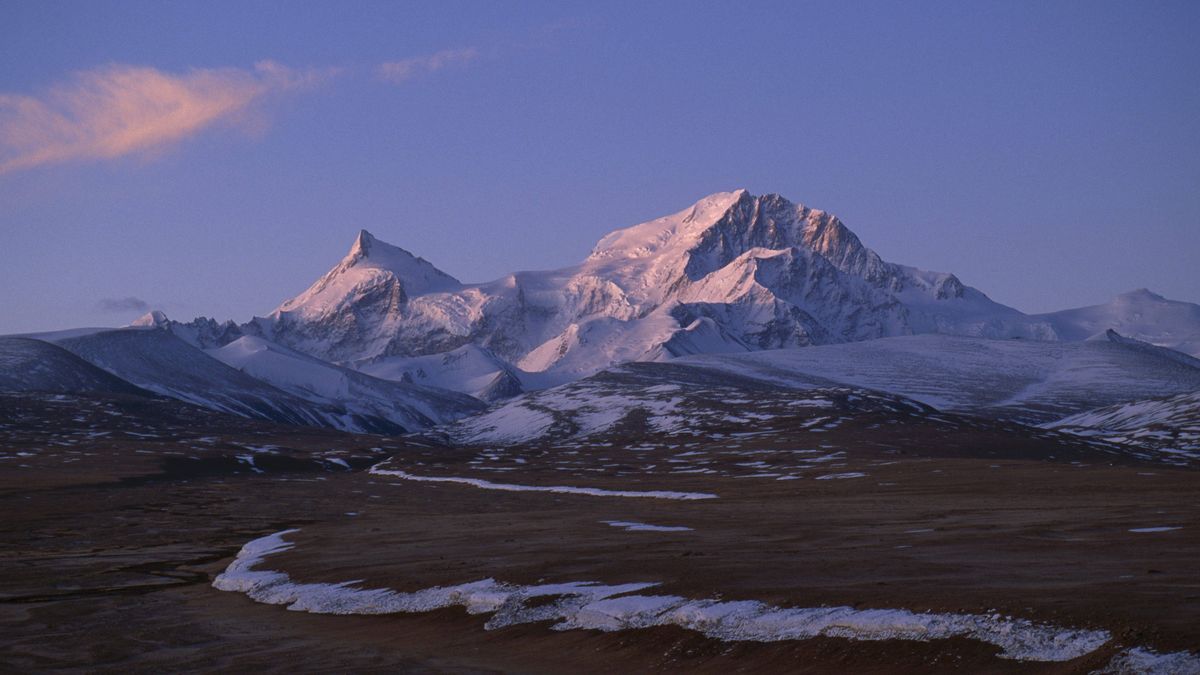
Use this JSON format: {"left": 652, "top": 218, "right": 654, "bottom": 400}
{"left": 345, "top": 228, "right": 402, "bottom": 267}
{"left": 582, "top": 188, "right": 899, "bottom": 296}
{"left": 349, "top": 229, "right": 376, "bottom": 258}
{"left": 588, "top": 189, "right": 760, "bottom": 262}
{"left": 339, "top": 229, "right": 459, "bottom": 287}
{"left": 274, "top": 229, "right": 462, "bottom": 320}
{"left": 128, "top": 310, "right": 169, "bottom": 329}
{"left": 683, "top": 190, "right": 887, "bottom": 280}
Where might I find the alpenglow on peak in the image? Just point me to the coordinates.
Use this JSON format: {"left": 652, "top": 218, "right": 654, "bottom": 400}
{"left": 255, "top": 189, "right": 1050, "bottom": 376}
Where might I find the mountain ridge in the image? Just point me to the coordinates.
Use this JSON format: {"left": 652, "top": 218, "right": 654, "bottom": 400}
{"left": 243, "top": 191, "right": 1058, "bottom": 378}
{"left": 146, "top": 189, "right": 1200, "bottom": 396}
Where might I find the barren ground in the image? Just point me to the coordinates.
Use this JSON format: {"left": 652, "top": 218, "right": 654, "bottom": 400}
{"left": 1, "top": 393, "right": 1197, "bottom": 673}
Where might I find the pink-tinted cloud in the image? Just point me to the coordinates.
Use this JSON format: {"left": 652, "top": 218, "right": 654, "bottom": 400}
{"left": 0, "top": 61, "right": 334, "bottom": 174}
{"left": 377, "top": 48, "right": 479, "bottom": 83}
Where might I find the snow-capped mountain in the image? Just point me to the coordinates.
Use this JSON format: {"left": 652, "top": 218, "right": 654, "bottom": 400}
{"left": 143, "top": 189, "right": 1197, "bottom": 404}
{"left": 263, "top": 230, "right": 465, "bottom": 362}
{"left": 1034, "top": 289, "right": 1200, "bottom": 357}
{"left": 239, "top": 190, "right": 1072, "bottom": 387}
{"left": 6, "top": 188, "right": 1197, "bottom": 444}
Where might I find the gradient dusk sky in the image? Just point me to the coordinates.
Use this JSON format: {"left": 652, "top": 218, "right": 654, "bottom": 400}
{"left": 1, "top": 1, "right": 1197, "bottom": 333}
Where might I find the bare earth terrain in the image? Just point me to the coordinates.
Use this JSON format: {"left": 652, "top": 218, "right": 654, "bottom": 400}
{"left": 1, "top": 392, "right": 1197, "bottom": 673}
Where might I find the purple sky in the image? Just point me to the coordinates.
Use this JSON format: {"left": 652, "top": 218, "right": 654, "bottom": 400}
{"left": 1, "top": 1, "right": 1197, "bottom": 333}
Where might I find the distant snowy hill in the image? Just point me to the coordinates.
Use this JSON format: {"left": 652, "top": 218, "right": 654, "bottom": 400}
{"left": 675, "top": 331, "right": 1200, "bottom": 423}
{"left": 209, "top": 336, "right": 483, "bottom": 429}
{"left": 1034, "top": 289, "right": 1200, "bottom": 358}
{"left": 22, "top": 323, "right": 481, "bottom": 434}
{"left": 0, "top": 337, "right": 149, "bottom": 396}
{"left": 50, "top": 328, "right": 353, "bottom": 429}
{"left": 438, "top": 331, "right": 1200, "bottom": 445}
{"left": 437, "top": 359, "right": 938, "bottom": 446}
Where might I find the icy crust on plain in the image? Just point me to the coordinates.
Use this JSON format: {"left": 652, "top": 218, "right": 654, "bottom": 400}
{"left": 214, "top": 529, "right": 1132, "bottom": 664}
{"left": 368, "top": 465, "right": 717, "bottom": 500}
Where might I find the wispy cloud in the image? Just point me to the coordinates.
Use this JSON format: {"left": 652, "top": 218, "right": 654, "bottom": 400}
{"left": 377, "top": 48, "right": 479, "bottom": 83}
{"left": 0, "top": 61, "right": 335, "bottom": 174}
{"left": 98, "top": 296, "right": 150, "bottom": 313}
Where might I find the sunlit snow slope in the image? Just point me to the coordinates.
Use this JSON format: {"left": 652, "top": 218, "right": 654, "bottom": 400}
{"left": 241, "top": 190, "right": 1097, "bottom": 388}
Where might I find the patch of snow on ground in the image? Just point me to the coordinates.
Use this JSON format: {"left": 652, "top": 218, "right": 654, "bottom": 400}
{"left": 215, "top": 530, "right": 1114, "bottom": 663}
{"left": 369, "top": 464, "right": 716, "bottom": 500}
{"left": 602, "top": 520, "right": 693, "bottom": 532}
